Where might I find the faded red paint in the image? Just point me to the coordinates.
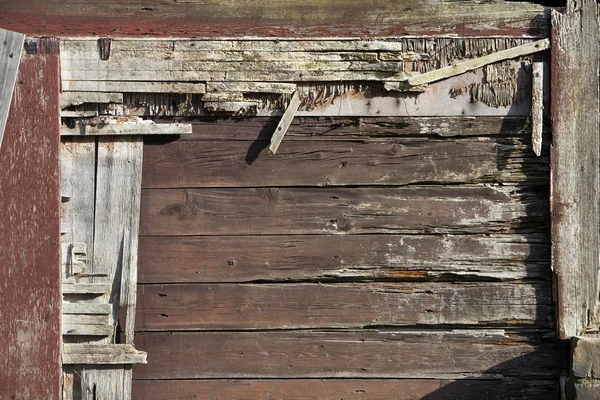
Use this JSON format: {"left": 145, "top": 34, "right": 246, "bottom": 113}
{"left": 0, "top": 38, "right": 61, "bottom": 399}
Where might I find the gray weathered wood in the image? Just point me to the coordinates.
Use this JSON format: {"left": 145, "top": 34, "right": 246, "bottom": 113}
{"left": 62, "top": 283, "right": 111, "bottom": 295}
{"left": 62, "top": 344, "right": 147, "bottom": 365}
{"left": 269, "top": 91, "right": 300, "bottom": 154}
{"left": 60, "top": 92, "right": 123, "bottom": 109}
{"left": 61, "top": 123, "right": 192, "bottom": 136}
{"left": 63, "top": 314, "right": 110, "bottom": 325}
{"left": 62, "top": 323, "right": 113, "bottom": 337}
{"left": 406, "top": 39, "right": 550, "bottom": 86}
{"left": 0, "top": 28, "right": 25, "bottom": 150}
{"left": 531, "top": 60, "right": 544, "bottom": 156}
{"left": 63, "top": 303, "right": 112, "bottom": 315}
{"left": 207, "top": 82, "right": 296, "bottom": 94}
{"left": 550, "top": 0, "right": 600, "bottom": 339}
{"left": 60, "top": 111, "right": 98, "bottom": 118}
{"left": 62, "top": 80, "right": 207, "bottom": 93}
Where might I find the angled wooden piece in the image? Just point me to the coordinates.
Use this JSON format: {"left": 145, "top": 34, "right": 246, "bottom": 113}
{"left": 406, "top": 39, "right": 549, "bottom": 86}
{"left": 269, "top": 91, "right": 301, "bottom": 155}
{"left": 0, "top": 28, "right": 25, "bottom": 150}
{"left": 551, "top": 0, "right": 600, "bottom": 339}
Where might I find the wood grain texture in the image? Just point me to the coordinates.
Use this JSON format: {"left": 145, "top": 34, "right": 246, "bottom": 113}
{"left": 0, "top": 37, "right": 61, "bottom": 400}
{"left": 159, "top": 116, "right": 536, "bottom": 141}
{"left": 133, "top": 330, "right": 567, "bottom": 379}
{"left": 0, "top": 28, "right": 24, "bottom": 149}
{"left": 136, "top": 282, "right": 554, "bottom": 330}
{"left": 132, "top": 378, "right": 560, "bottom": 400}
{"left": 137, "top": 234, "right": 549, "bottom": 283}
{"left": 0, "top": 2, "right": 548, "bottom": 38}
{"left": 139, "top": 186, "right": 549, "bottom": 236}
{"left": 142, "top": 138, "right": 548, "bottom": 188}
{"left": 550, "top": 0, "right": 600, "bottom": 339}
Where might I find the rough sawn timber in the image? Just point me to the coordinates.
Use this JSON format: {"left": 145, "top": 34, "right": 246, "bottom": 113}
{"left": 0, "top": 28, "right": 24, "bottom": 149}
{"left": 0, "top": 37, "right": 61, "bottom": 400}
{"left": 550, "top": 0, "right": 600, "bottom": 339}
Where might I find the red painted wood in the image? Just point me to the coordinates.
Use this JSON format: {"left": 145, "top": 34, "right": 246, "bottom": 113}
{"left": 0, "top": 38, "right": 61, "bottom": 400}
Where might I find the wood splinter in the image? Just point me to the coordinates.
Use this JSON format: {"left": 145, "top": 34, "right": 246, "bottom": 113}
{"left": 405, "top": 38, "right": 550, "bottom": 87}
{"left": 269, "top": 91, "right": 301, "bottom": 155}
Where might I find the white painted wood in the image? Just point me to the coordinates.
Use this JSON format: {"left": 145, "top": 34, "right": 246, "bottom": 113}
{"left": 60, "top": 111, "right": 99, "bottom": 118}
{"left": 60, "top": 92, "right": 123, "bottom": 109}
{"left": 531, "top": 60, "right": 544, "bottom": 156}
{"left": 62, "top": 344, "right": 147, "bottom": 365}
{"left": 62, "top": 80, "right": 207, "bottom": 93}
{"left": 0, "top": 28, "right": 25, "bottom": 150}
{"left": 269, "top": 91, "right": 301, "bottom": 155}
{"left": 61, "top": 122, "right": 192, "bottom": 136}
{"left": 407, "top": 39, "right": 550, "bottom": 86}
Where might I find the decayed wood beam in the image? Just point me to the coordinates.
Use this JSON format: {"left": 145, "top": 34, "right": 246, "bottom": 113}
{"left": 60, "top": 110, "right": 98, "bottom": 118}
{"left": 531, "top": 60, "right": 544, "bottom": 157}
{"left": 406, "top": 39, "right": 550, "bottom": 86}
{"left": 0, "top": 28, "right": 25, "bottom": 150}
{"left": 551, "top": 0, "right": 600, "bottom": 339}
{"left": 60, "top": 91, "right": 123, "bottom": 109}
{"left": 62, "top": 344, "right": 147, "bottom": 365}
{"left": 269, "top": 91, "right": 301, "bottom": 155}
{"left": 62, "top": 80, "right": 207, "bottom": 93}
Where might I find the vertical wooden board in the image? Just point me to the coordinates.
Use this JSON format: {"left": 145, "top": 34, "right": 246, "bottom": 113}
{"left": 550, "top": 0, "right": 600, "bottom": 338}
{"left": 0, "top": 38, "right": 61, "bottom": 400}
{"left": 61, "top": 138, "right": 96, "bottom": 281}
{"left": 0, "top": 28, "right": 24, "bottom": 149}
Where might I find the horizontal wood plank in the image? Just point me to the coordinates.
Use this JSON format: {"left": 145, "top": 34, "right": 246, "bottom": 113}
{"left": 132, "top": 378, "right": 560, "bottom": 400}
{"left": 139, "top": 186, "right": 549, "bottom": 236}
{"left": 142, "top": 138, "right": 548, "bottom": 188}
{"left": 153, "top": 117, "right": 536, "bottom": 141}
{"left": 63, "top": 344, "right": 146, "bottom": 365}
{"left": 62, "top": 80, "right": 207, "bottom": 93}
{"left": 136, "top": 282, "right": 554, "bottom": 330}
{"left": 133, "top": 330, "right": 567, "bottom": 379}
{"left": 138, "top": 234, "right": 550, "bottom": 283}
{"left": 62, "top": 323, "right": 113, "bottom": 336}
{"left": 62, "top": 303, "right": 112, "bottom": 315}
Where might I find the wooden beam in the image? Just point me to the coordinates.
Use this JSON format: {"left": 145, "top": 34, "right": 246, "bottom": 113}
{"left": 551, "top": 0, "right": 600, "bottom": 339}
{"left": 62, "top": 283, "right": 111, "bottom": 295}
{"left": 0, "top": 28, "right": 24, "bottom": 149}
{"left": 406, "top": 39, "right": 549, "bottom": 86}
{"left": 60, "top": 91, "right": 123, "bottom": 109}
{"left": 62, "top": 344, "right": 147, "bottom": 365}
{"left": 61, "top": 123, "right": 192, "bottom": 136}
{"left": 269, "top": 91, "right": 301, "bottom": 155}
{"left": 531, "top": 60, "right": 544, "bottom": 156}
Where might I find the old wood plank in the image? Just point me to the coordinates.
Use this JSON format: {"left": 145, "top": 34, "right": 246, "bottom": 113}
{"left": 138, "top": 234, "right": 550, "bottom": 283}
{"left": 531, "top": 60, "right": 544, "bottom": 156}
{"left": 61, "top": 122, "right": 192, "bottom": 136}
{"left": 62, "top": 69, "right": 226, "bottom": 82}
{"left": 133, "top": 330, "right": 567, "bottom": 379}
{"left": 62, "top": 344, "right": 147, "bottom": 365}
{"left": 62, "top": 283, "right": 111, "bottom": 295}
{"left": 406, "top": 39, "right": 549, "bottom": 86}
{"left": 136, "top": 282, "right": 553, "bottom": 330}
{"left": 550, "top": 0, "right": 600, "bottom": 339}
{"left": 61, "top": 138, "right": 96, "bottom": 281}
{"left": 207, "top": 82, "right": 297, "bottom": 94}
{"left": 60, "top": 110, "right": 98, "bottom": 118}
{"left": 1, "top": 2, "right": 548, "bottom": 38}
{"left": 61, "top": 80, "right": 207, "bottom": 93}
{"left": 132, "top": 378, "right": 560, "bottom": 400}
{"left": 203, "top": 101, "right": 261, "bottom": 112}
{"left": 62, "top": 303, "right": 112, "bottom": 315}
{"left": 269, "top": 91, "right": 300, "bottom": 154}
{"left": 142, "top": 138, "right": 548, "bottom": 188}
{"left": 62, "top": 323, "right": 113, "bottom": 337}
{"left": 168, "top": 117, "right": 535, "bottom": 141}
{"left": 0, "top": 28, "right": 24, "bottom": 149}
{"left": 0, "top": 36, "right": 61, "bottom": 400}
{"left": 63, "top": 314, "right": 110, "bottom": 325}
{"left": 60, "top": 92, "right": 123, "bottom": 109}
{"left": 139, "top": 186, "right": 549, "bottom": 236}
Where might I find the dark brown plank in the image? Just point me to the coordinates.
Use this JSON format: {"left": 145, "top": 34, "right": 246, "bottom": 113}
{"left": 0, "top": 38, "right": 61, "bottom": 399}
{"left": 132, "top": 378, "right": 560, "bottom": 400}
{"left": 136, "top": 282, "right": 554, "bottom": 330}
{"left": 142, "top": 138, "right": 548, "bottom": 188}
{"left": 153, "top": 117, "right": 535, "bottom": 141}
{"left": 138, "top": 234, "right": 550, "bottom": 283}
{"left": 0, "top": 2, "right": 547, "bottom": 37}
{"left": 139, "top": 186, "right": 549, "bottom": 236}
{"left": 550, "top": 0, "right": 600, "bottom": 339}
{"left": 133, "top": 330, "right": 568, "bottom": 379}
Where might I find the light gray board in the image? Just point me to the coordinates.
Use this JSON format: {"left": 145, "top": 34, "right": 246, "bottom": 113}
{"left": 0, "top": 28, "right": 25, "bottom": 150}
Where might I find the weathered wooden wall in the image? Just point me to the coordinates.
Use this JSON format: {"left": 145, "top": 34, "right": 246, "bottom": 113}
{"left": 132, "top": 116, "right": 567, "bottom": 399}
{"left": 0, "top": 37, "right": 61, "bottom": 399}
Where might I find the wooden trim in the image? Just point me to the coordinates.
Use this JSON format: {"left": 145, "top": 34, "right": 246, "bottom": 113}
{"left": 550, "top": 0, "right": 600, "bottom": 339}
